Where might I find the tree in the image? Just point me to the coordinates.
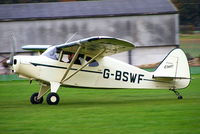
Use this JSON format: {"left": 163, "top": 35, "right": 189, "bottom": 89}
{"left": 171, "top": 0, "right": 200, "bottom": 27}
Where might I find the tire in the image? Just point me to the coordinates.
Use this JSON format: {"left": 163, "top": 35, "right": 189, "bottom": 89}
{"left": 30, "top": 92, "right": 43, "bottom": 104}
{"left": 46, "top": 93, "right": 60, "bottom": 105}
{"left": 178, "top": 96, "right": 183, "bottom": 100}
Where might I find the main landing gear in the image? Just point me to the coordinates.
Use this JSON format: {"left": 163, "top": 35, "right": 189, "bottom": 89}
{"left": 30, "top": 92, "right": 44, "bottom": 104}
{"left": 46, "top": 93, "right": 60, "bottom": 105}
{"left": 30, "top": 82, "right": 61, "bottom": 105}
{"left": 30, "top": 92, "right": 60, "bottom": 105}
{"left": 170, "top": 89, "right": 183, "bottom": 100}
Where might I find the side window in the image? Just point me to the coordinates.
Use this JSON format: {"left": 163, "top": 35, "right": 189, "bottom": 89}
{"left": 60, "top": 54, "right": 69, "bottom": 63}
{"left": 60, "top": 53, "right": 83, "bottom": 65}
{"left": 86, "top": 56, "right": 99, "bottom": 67}
{"left": 68, "top": 54, "right": 83, "bottom": 65}
{"left": 58, "top": 53, "right": 99, "bottom": 67}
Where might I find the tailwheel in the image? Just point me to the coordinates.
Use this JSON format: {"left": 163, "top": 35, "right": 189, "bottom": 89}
{"left": 30, "top": 92, "right": 44, "bottom": 104}
{"left": 46, "top": 93, "right": 60, "bottom": 105}
{"left": 170, "top": 89, "right": 183, "bottom": 100}
{"left": 177, "top": 95, "right": 183, "bottom": 100}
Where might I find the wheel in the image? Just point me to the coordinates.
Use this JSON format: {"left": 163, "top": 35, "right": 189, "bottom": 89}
{"left": 178, "top": 96, "right": 183, "bottom": 100}
{"left": 30, "top": 92, "right": 43, "bottom": 104}
{"left": 46, "top": 93, "right": 60, "bottom": 105}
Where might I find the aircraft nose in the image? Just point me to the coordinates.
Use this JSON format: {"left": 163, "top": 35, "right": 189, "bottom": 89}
{"left": 12, "top": 56, "right": 20, "bottom": 73}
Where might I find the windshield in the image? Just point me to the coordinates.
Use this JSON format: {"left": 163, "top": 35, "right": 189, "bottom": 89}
{"left": 41, "top": 46, "right": 99, "bottom": 67}
{"left": 42, "top": 46, "right": 58, "bottom": 60}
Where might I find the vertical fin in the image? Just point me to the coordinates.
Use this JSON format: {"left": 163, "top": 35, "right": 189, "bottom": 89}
{"left": 153, "top": 48, "right": 190, "bottom": 89}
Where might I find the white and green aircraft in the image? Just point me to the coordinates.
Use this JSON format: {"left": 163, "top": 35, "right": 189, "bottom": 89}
{"left": 8, "top": 36, "right": 191, "bottom": 105}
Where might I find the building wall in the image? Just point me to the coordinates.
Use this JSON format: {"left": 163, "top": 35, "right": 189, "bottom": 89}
{"left": 131, "top": 46, "right": 177, "bottom": 65}
{"left": 0, "top": 14, "right": 178, "bottom": 66}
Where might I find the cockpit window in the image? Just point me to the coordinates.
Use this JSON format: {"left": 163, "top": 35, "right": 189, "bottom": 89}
{"left": 42, "top": 46, "right": 58, "bottom": 60}
{"left": 67, "top": 54, "right": 83, "bottom": 65}
{"left": 42, "top": 47, "right": 99, "bottom": 67}
{"left": 86, "top": 56, "right": 99, "bottom": 67}
{"left": 89, "top": 61, "right": 99, "bottom": 67}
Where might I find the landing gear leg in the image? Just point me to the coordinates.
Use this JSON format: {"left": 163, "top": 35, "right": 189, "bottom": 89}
{"left": 46, "top": 82, "right": 61, "bottom": 105}
{"left": 30, "top": 83, "right": 50, "bottom": 104}
{"left": 170, "top": 89, "right": 183, "bottom": 100}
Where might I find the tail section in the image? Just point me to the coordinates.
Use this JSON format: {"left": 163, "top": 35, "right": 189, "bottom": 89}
{"left": 153, "top": 48, "right": 190, "bottom": 89}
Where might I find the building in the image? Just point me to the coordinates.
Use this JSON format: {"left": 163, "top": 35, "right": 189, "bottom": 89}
{"left": 0, "top": 0, "right": 178, "bottom": 74}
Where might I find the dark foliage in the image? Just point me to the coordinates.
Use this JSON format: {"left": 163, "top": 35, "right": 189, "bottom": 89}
{"left": 172, "top": 0, "right": 200, "bottom": 27}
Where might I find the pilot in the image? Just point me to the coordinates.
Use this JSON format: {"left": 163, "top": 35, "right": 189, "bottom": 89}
{"left": 68, "top": 53, "right": 82, "bottom": 65}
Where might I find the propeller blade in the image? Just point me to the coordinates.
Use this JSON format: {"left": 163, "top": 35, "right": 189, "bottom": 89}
{"left": 7, "top": 34, "right": 17, "bottom": 65}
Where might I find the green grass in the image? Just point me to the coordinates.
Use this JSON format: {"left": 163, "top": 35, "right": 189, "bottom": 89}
{"left": 0, "top": 75, "right": 200, "bottom": 134}
{"left": 180, "top": 34, "right": 200, "bottom": 39}
{"left": 180, "top": 34, "right": 200, "bottom": 58}
{"left": 180, "top": 42, "right": 200, "bottom": 58}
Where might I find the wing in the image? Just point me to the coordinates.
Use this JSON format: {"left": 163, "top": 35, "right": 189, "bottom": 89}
{"left": 56, "top": 36, "right": 135, "bottom": 57}
{"left": 22, "top": 36, "right": 135, "bottom": 56}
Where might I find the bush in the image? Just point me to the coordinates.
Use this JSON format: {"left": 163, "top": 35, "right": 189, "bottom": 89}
{"left": 180, "top": 25, "right": 195, "bottom": 34}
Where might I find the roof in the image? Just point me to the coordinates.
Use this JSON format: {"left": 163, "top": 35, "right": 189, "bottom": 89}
{"left": 0, "top": 0, "right": 177, "bottom": 21}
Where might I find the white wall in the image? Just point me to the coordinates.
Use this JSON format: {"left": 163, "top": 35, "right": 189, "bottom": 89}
{"left": 130, "top": 46, "right": 176, "bottom": 65}
{"left": 0, "top": 14, "right": 178, "bottom": 66}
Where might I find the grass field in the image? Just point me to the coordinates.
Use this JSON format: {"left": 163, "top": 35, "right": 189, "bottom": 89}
{"left": 180, "top": 34, "right": 200, "bottom": 58}
{"left": 0, "top": 75, "right": 200, "bottom": 134}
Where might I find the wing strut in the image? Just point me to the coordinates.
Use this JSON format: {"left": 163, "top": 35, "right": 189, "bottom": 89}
{"left": 60, "top": 45, "right": 82, "bottom": 82}
{"left": 61, "top": 48, "right": 105, "bottom": 84}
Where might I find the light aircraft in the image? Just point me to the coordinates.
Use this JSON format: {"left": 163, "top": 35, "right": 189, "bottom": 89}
{"left": 7, "top": 36, "right": 191, "bottom": 105}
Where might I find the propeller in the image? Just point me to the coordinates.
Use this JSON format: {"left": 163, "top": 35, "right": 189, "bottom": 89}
{"left": 6, "top": 35, "right": 16, "bottom": 65}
